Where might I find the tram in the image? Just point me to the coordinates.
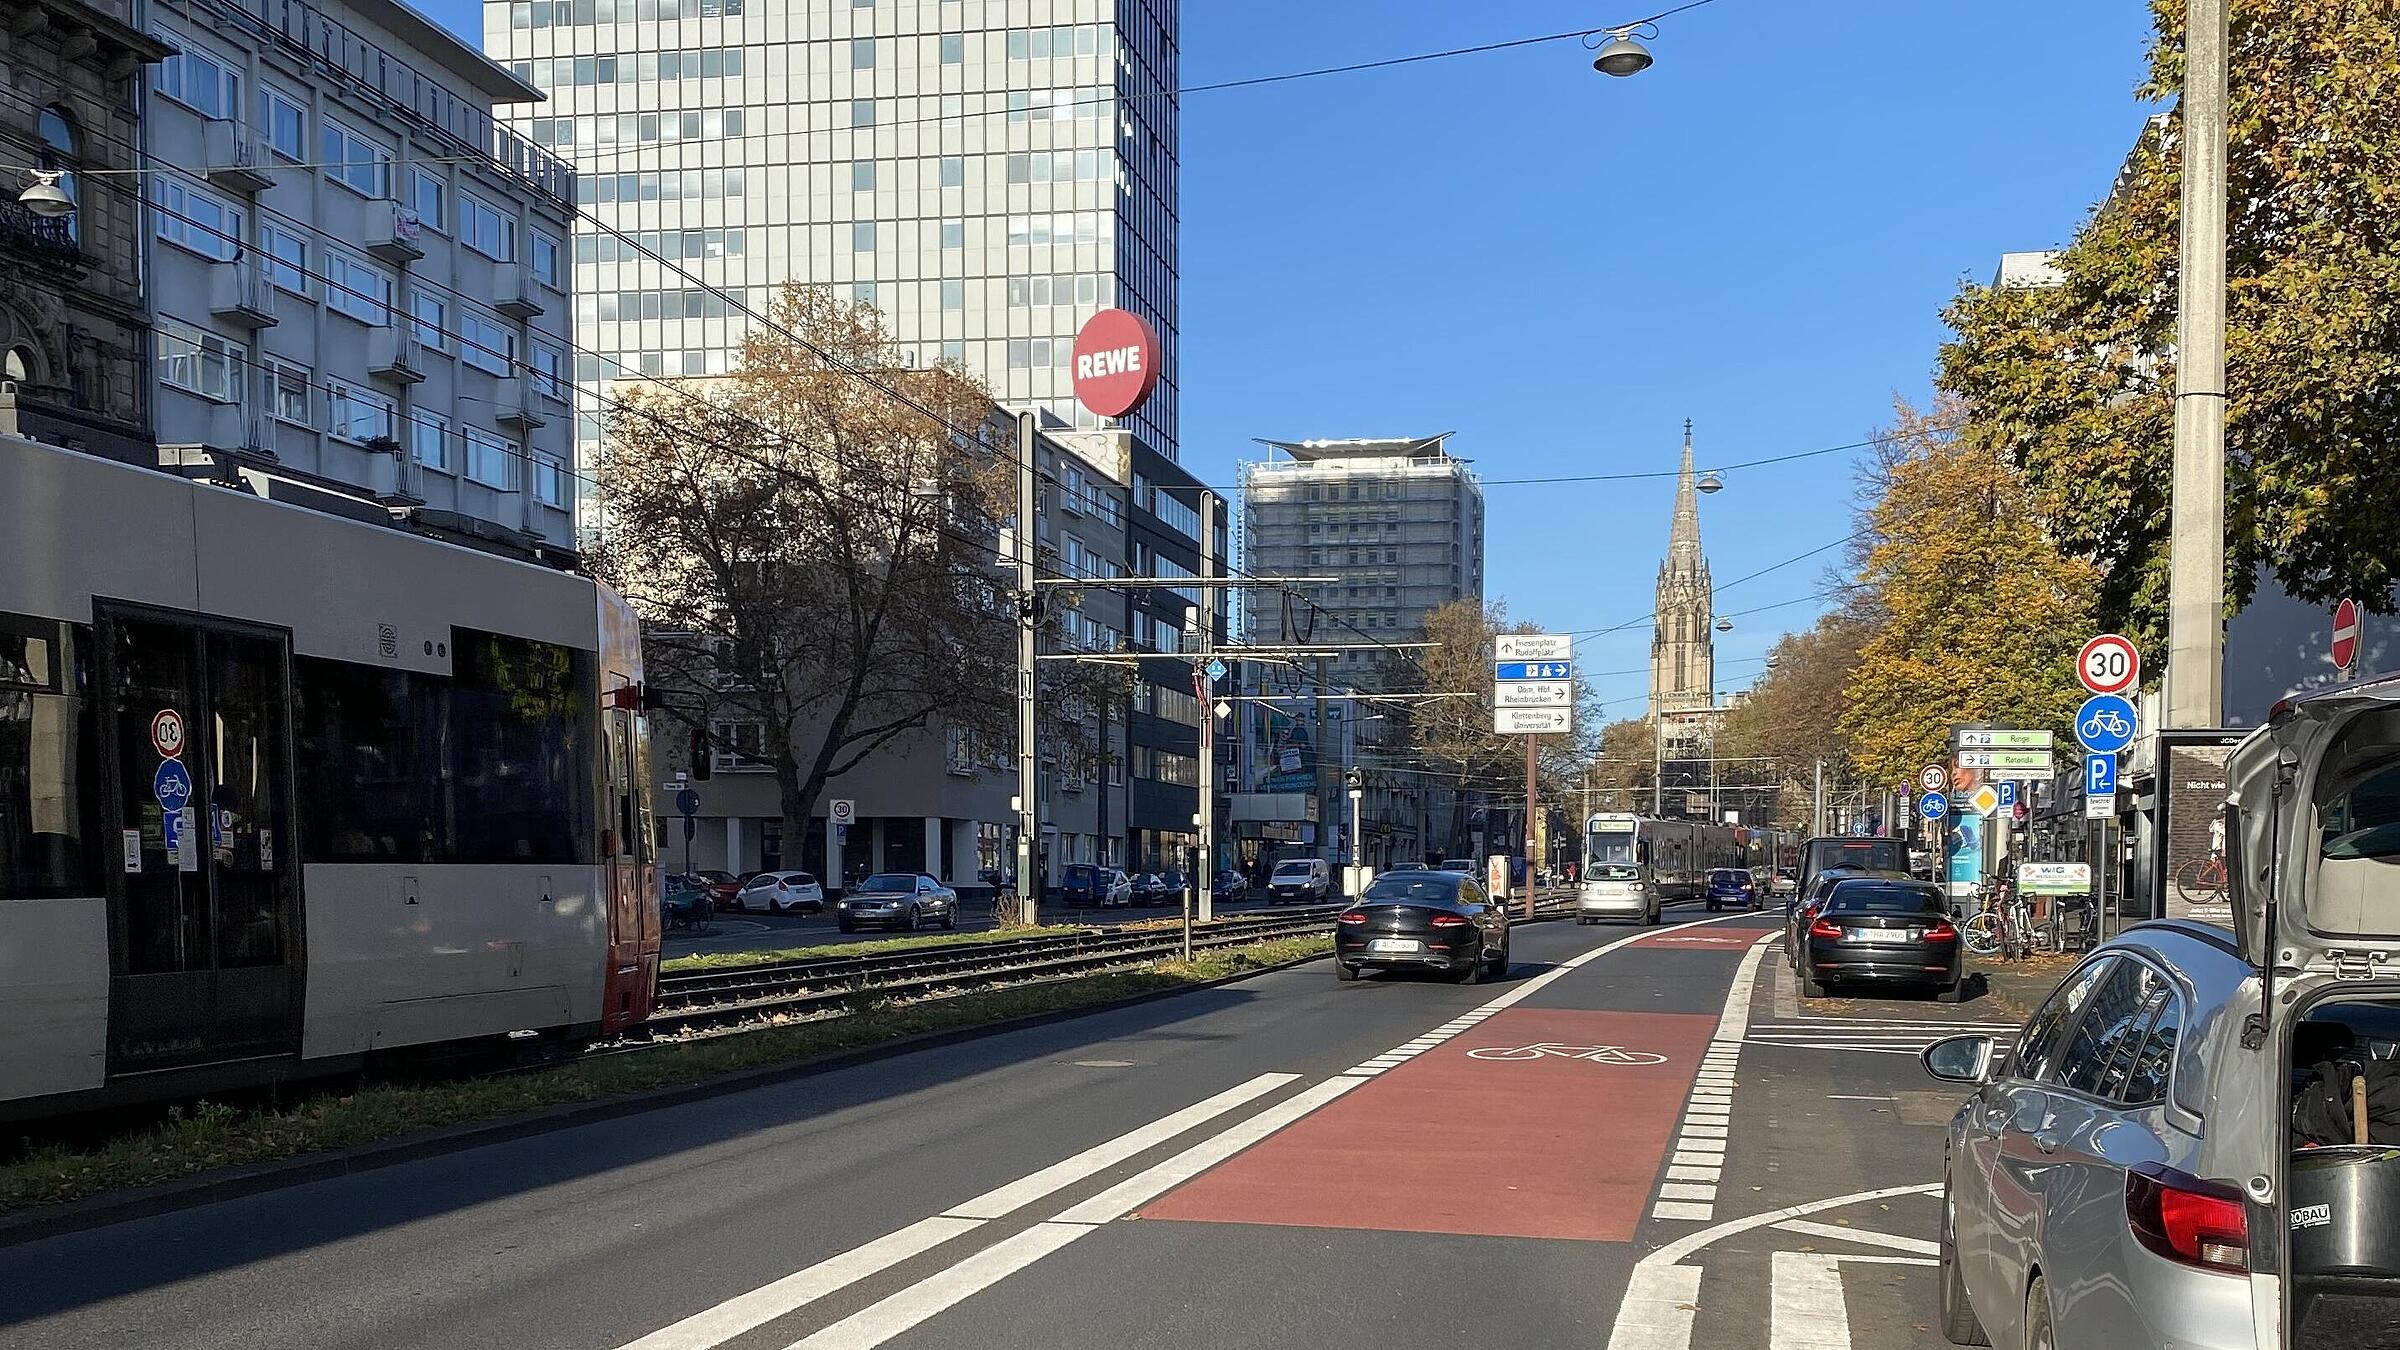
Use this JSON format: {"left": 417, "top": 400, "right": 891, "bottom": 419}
{"left": 1581, "top": 812, "right": 1744, "bottom": 902}
{"left": 0, "top": 431, "right": 659, "bottom": 1118}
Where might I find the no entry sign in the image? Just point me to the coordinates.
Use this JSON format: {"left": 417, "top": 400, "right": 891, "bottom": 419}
{"left": 2333, "top": 598, "right": 2361, "bottom": 673}
{"left": 1070, "top": 308, "right": 1160, "bottom": 419}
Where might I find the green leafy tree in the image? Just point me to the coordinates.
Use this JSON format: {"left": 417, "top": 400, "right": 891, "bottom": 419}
{"left": 1719, "top": 608, "right": 1868, "bottom": 826}
{"left": 1839, "top": 400, "right": 2101, "bottom": 786}
{"left": 1941, "top": 0, "right": 2400, "bottom": 635}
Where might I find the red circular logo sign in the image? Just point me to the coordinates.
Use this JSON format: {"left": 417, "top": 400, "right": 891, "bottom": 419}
{"left": 2076, "top": 634, "right": 2140, "bottom": 695}
{"left": 1070, "top": 309, "right": 1160, "bottom": 419}
{"left": 2333, "top": 598, "right": 2361, "bottom": 671}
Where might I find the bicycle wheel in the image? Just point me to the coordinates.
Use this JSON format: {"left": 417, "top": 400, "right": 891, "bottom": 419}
{"left": 1961, "top": 912, "right": 2003, "bottom": 956}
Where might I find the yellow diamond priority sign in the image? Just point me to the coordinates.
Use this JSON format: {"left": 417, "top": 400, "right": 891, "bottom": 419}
{"left": 1969, "top": 784, "right": 2001, "bottom": 817}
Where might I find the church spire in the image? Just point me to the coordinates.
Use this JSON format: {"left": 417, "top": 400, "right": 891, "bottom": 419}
{"left": 1668, "top": 419, "right": 1702, "bottom": 570}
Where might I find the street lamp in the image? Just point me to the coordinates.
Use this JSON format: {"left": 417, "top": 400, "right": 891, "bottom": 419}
{"left": 1714, "top": 616, "right": 1734, "bottom": 633}
{"left": 18, "top": 170, "right": 73, "bottom": 219}
{"left": 1591, "top": 30, "right": 1655, "bottom": 77}
{"left": 1696, "top": 470, "right": 1724, "bottom": 495}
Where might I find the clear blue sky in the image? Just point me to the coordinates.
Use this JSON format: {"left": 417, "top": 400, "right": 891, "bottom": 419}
{"left": 422, "top": 0, "right": 2157, "bottom": 714}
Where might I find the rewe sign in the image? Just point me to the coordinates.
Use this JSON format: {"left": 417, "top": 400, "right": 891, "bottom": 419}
{"left": 1070, "top": 308, "right": 1160, "bottom": 419}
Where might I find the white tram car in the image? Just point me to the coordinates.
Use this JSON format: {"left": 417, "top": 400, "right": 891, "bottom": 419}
{"left": 0, "top": 431, "right": 660, "bottom": 1117}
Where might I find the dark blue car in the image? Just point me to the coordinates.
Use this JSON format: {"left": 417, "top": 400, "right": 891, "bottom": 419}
{"left": 1704, "top": 868, "right": 1758, "bottom": 912}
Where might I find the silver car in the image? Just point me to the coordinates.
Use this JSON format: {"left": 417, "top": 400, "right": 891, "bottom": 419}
{"left": 1925, "top": 675, "right": 2400, "bottom": 1350}
{"left": 836, "top": 872, "right": 958, "bottom": 933}
{"left": 1576, "top": 863, "right": 1659, "bottom": 925}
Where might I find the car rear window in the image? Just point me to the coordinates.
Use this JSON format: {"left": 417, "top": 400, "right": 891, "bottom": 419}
{"left": 1826, "top": 886, "right": 1944, "bottom": 915}
{"left": 741, "top": 874, "right": 777, "bottom": 889}
{"left": 1361, "top": 876, "right": 1461, "bottom": 902}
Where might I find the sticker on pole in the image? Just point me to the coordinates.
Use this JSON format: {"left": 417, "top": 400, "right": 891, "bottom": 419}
{"left": 2077, "top": 634, "right": 2140, "bottom": 695}
{"left": 1070, "top": 308, "right": 1160, "bottom": 419}
{"left": 2333, "top": 598, "right": 2361, "bottom": 674}
{"left": 150, "top": 708, "right": 186, "bottom": 759}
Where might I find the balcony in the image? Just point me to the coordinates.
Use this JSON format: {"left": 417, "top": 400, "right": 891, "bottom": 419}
{"left": 365, "top": 201, "right": 425, "bottom": 265}
{"left": 200, "top": 399, "right": 271, "bottom": 456}
{"left": 491, "top": 265, "right": 544, "bottom": 320}
{"left": 368, "top": 326, "right": 425, "bottom": 384}
{"left": 0, "top": 198, "right": 81, "bottom": 270}
{"left": 493, "top": 377, "right": 547, "bottom": 430}
{"left": 208, "top": 258, "right": 279, "bottom": 330}
{"left": 203, "top": 121, "right": 276, "bottom": 194}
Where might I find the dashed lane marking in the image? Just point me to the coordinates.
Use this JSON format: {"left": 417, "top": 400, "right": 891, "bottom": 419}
{"left": 1650, "top": 927, "right": 1778, "bottom": 1223}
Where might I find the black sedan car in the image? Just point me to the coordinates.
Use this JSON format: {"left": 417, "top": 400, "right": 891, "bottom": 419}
{"left": 1334, "top": 870, "right": 1510, "bottom": 985}
{"left": 1795, "top": 879, "right": 1961, "bottom": 1000}
{"left": 1782, "top": 866, "right": 1911, "bottom": 963}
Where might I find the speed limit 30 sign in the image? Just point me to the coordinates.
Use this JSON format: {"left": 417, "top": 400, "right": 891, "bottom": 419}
{"left": 2077, "top": 634, "right": 2140, "bottom": 695}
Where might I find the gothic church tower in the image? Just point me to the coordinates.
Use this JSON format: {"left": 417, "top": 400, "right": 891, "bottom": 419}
{"left": 1648, "top": 422, "right": 1716, "bottom": 719}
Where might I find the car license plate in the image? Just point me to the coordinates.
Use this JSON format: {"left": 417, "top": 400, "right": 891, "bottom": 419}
{"left": 1369, "top": 938, "right": 1423, "bottom": 953}
{"left": 1855, "top": 928, "right": 1907, "bottom": 945}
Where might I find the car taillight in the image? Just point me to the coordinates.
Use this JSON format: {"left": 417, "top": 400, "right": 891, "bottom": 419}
{"left": 1809, "top": 917, "right": 1845, "bottom": 940}
{"left": 1337, "top": 911, "right": 1366, "bottom": 925}
{"left": 1923, "top": 920, "right": 1959, "bottom": 942}
{"left": 2126, "top": 1170, "right": 2249, "bottom": 1272}
{"left": 1430, "top": 914, "right": 1470, "bottom": 928}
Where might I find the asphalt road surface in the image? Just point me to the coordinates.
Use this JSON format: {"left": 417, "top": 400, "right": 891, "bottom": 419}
{"left": 2, "top": 900, "right": 2026, "bottom": 1350}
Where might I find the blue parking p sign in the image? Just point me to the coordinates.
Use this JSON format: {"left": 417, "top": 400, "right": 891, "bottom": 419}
{"left": 1997, "top": 781, "right": 2018, "bottom": 809}
{"left": 2086, "top": 753, "right": 2117, "bottom": 798}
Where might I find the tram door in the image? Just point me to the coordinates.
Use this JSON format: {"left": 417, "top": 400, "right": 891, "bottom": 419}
{"left": 98, "top": 609, "right": 302, "bottom": 1074}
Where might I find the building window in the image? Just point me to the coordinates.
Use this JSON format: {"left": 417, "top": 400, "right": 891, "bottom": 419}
{"left": 153, "top": 179, "right": 243, "bottom": 261}
{"left": 260, "top": 222, "right": 308, "bottom": 295}
{"left": 533, "top": 454, "right": 567, "bottom": 507}
{"left": 326, "top": 380, "right": 395, "bottom": 443}
{"left": 156, "top": 319, "right": 243, "bottom": 402}
{"left": 940, "top": 34, "right": 963, "bottom": 63}
{"left": 411, "top": 292, "right": 448, "bottom": 351}
{"left": 154, "top": 44, "right": 239, "bottom": 118}
{"left": 459, "top": 313, "right": 514, "bottom": 374}
{"left": 408, "top": 410, "right": 449, "bottom": 470}
{"left": 531, "top": 342, "right": 566, "bottom": 400}
{"left": 265, "top": 359, "right": 310, "bottom": 424}
{"left": 851, "top": 280, "right": 876, "bottom": 306}
{"left": 940, "top": 279, "right": 962, "bottom": 310}
{"left": 459, "top": 193, "right": 515, "bottom": 261}
{"left": 258, "top": 87, "right": 306, "bottom": 161}
{"left": 852, "top": 220, "right": 874, "bottom": 251}
{"left": 940, "top": 220, "right": 963, "bottom": 249}
{"left": 850, "top": 99, "right": 875, "bottom": 128}
{"left": 850, "top": 37, "right": 875, "bottom": 68}
{"left": 465, "top": 428, "right": 516, "bottom": 489}
{"left": 324, "top": 250, "right": 394, "bottom": 325}
{"left": 34, "top": 108, "right": 77, "bottom": 243}
{"left": 850, "top": 159, "right": 875, "bottom": 190}
{"left": 530, "top": 229, "right": 562, "bottom": 288}
{"left": 319, "top": 120, "right": 391, "bottom": 198}
{"left": 408, "top": 166, "right": 448, "bottom": 233}
{"left": 939, "top": 157, "right": 963, "bottom": 187}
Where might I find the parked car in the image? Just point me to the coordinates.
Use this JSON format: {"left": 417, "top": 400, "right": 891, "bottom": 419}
{"left": 1213, "top": 868, "right": 1249, "bottom": 899}
{"left": 1437, "top": 858, "right": 1478, "bottom": 875}
{"left": 1923, "top": 679, "right": 2400, "bottom": 1350}
{"left": 1061, "top": 863, "right": 1133, "bottom": 907}
{"left": 836, "top": 872, "right": 958, "bottom": 933}
{"left": 736, "top": 870, "right": 826, "bottom": 915}
{"left": 1130, "top": 872, "right": 1171, "bottom": 906}
{"left": 1268, "top": 857, "right": 1332, "bottom": 903}
{"left": 1794, "top": 878, "right": 1959, "bottom": 1000}
{"left": 662, "top": 884, "right": 714, "bottom": 933}
{"left": 1156, "top": 870, "right": 1190, "bottom": 906}
{"left": 1783, "top": 867, "right": 1911, "bottom": 963}
{"left": 1769, "top": 867, "right": 1799, "bottom": 897}
{"left": 1334, "top": 869, "right": 1510, "bottom": 985}
{"left": 1704, "top": 867, "right": 1759, "bottom": 912}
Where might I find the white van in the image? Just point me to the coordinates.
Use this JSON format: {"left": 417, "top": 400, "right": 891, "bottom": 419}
{"left": 1268, "top": 857, "right": 1331, "bottom": 903}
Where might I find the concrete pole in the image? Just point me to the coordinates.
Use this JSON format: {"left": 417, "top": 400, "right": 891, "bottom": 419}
{"left": 2166, "top": 0, "right": 2230, "bottom": 729}
{"left": 1812, "top": 759, "right": 1825, "bottom": 838}
{"left": 1652, "top": 717, "right": 1664, "bottom": 817}
{"left": 1196, "top": 491, "right": 1219, "bottom": 921}
{"left": 1014, "top": 411, "right": 1040, "bottom": 927}
{"left": 1524, "top": 733, "right": 1539, "bottom": 917}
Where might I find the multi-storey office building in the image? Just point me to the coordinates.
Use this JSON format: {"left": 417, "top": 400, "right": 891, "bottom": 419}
{"left": 143, "top": 0, "right": 580, "bottom": 544}
{"left": 485, "top": 0, "right": 1183, "bottom": 490}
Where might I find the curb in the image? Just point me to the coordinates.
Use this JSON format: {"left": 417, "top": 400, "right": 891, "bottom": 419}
{"left": 0, "top": 945, "right": 1332, "bottom": 1249}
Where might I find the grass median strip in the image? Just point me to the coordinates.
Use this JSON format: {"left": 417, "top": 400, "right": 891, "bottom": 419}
{"left": 663, "top": 925, "right": 1085, "bottom": 974}
{"left": 0, "top": 934, "right": 1330, "bottom": 1219}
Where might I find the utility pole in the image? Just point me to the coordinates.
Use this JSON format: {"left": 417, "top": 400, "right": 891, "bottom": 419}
{"left": 1524, "top": 734, "right": 1539, "bottom": 917}
{"left": 1195, "top": 490, "right": 1220, "bottom": 922}
{"left": 2166, "top": 0, "right": 2229, "bottom": 729}
{"left": 1812, "top": 759, "right": 1825, "bottom": 838}
{"left": 1652, "top": 716, "right": 1664, "bottom": 817}
{"left": 1013, "top": 410, "right": 1040, "bottom": 927}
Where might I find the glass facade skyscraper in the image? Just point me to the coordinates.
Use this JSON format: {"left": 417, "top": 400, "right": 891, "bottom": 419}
{"left": 484, "top": 0, "right": 1181, "bottom": 494}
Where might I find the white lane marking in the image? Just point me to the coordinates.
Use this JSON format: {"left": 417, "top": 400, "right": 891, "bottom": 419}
{"left": 786, "top": 1222, "right": 1094, "bottom": 1350}
{"left": 1773, "top": 1219, "right": 1941, "bottom": 1255}
{"left": 617, "top": 1217, "right": 981, "bottom": 1350}
{"left": 1605, "top": 1183, "right": 1943, "bottom": 1350}
{"left": 1660, "top": 1183, "right": 1718, "bottom": 1202}
{"left": 1055, "top": 1076, "right": 1362, "bottom": 1223}
{"left": 945, "top": 1073, "right": 1299, "bottom": 1219}
{"left": 1667, "top": 1166, "right": 1721, "bottom": 1182}
{"left": 617, "top": 1073, "right": 1298, "bottom": 1350}
{"left": 1651, "top": 927, "right": 1780, "bottom": 1222}
{"left": 1771, "top": 1251, "right": 1849, "bottom": 1350}
{"left": 1825, "top": 1094, "right": 1897, "bottom": 1102}
{"left": 1653, "top": 1200, "right": 1713, "bottom": 1220}
{"left": 1676, "top": 1137, "right": 1727, "bottom": 1154}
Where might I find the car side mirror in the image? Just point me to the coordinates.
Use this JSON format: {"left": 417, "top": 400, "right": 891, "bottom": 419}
{"left": 1922, "top": 1034, "right": 1997, "bottom": 1085}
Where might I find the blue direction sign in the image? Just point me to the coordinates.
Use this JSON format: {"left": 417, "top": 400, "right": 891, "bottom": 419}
{"left": 2075, "top": 693, "right": 2138, "bottom": 754}
{"left": 676, "top": 787, "right": 701, "bottom": 818}
{"left": 2085, "top": 753, "right": 2118, "bottom": 798}
{"left": 1997, "top": 781, "right": 2018, "bottom": 809}
{"left": 1919, "top": 791, "right": 1950, "bottom": 821}
{"left": 152, "top": 758, "right": 193, "bottom": 813}
{"left": 1494, "top": 661, "right": 1572, "bottom": 681}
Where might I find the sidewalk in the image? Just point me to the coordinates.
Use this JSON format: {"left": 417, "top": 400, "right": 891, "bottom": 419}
{"left": 1967, "top": 950, "right": 2079, "bottom": 1022}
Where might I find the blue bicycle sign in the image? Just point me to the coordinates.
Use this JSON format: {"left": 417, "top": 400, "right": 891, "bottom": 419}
{"left": 2075, "top": 693, "right": 2138, "bottom": 755}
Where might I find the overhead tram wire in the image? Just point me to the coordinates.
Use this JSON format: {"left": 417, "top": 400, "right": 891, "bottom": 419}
{"left": 551, "top": 1, "right": 1729, "bottom": 167}
{"left": 1565, "top": 532, "right": 1864, "bottom": 638}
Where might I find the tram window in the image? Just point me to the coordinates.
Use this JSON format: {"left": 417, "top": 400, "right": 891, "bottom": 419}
{"left": 450, "top": 629, "right": 595, "bottom": 865}
{"left": 294, "top": 657, "right": 453, "bottom": 862}
{"left": 0, "top": 619, "right": 96, "bottom": 899}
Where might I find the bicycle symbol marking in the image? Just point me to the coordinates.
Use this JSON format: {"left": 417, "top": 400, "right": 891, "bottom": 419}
{"left": 2080, "top": 709, "right": 2131, "bottom": 741}
{"left": 1466, "top": 1043, "right": 1668, "bottom": 1065}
